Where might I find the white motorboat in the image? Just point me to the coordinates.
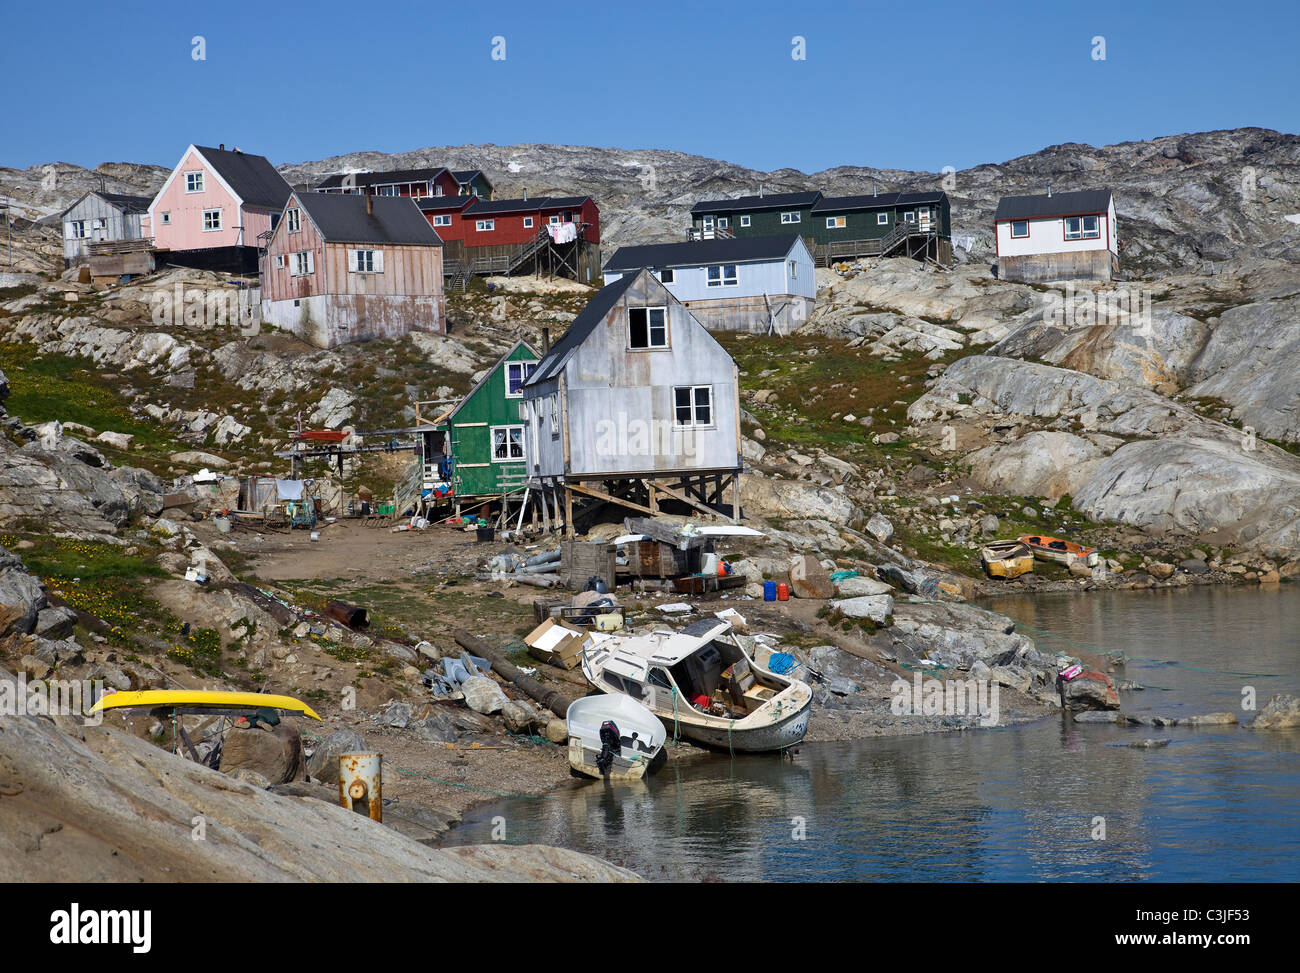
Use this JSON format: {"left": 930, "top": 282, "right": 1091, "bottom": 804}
{"left": 566, "top": 693, "right": 667, "bottom": 780}
{"left": 580, "top": 619, "right": 812, "bottom": 753}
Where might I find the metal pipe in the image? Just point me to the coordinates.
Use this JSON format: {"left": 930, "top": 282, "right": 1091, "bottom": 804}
{"left": 326, "top": 600, "right": 369, "bottom": 629}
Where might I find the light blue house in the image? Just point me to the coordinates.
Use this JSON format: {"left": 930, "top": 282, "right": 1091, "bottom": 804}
{"left": 602, "top": 234, "right": 815, "bottom": 334}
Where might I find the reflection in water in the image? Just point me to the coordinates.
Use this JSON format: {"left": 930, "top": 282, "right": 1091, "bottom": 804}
{"left": 447, "top": 587, "right": 1300, "bottom": 881}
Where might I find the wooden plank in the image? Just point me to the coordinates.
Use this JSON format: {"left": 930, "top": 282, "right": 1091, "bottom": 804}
{"left": 646, "top": 478, "right": 731, "bottom": 521}
{"left": 565, "top": 481, "right": 656, "bottom": 517}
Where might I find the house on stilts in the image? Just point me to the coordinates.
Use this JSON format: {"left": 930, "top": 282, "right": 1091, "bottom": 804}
{"left": 519, "top": 268, "right": 742, "bottom": 534}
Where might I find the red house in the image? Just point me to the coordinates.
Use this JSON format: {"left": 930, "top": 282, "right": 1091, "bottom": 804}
{"left": 428, "top": 195, "right": 601, "bottom": 283}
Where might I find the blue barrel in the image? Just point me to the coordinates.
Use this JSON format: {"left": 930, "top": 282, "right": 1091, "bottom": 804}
{"left": 763, "top": 580, "right": 777, "bottom": 601}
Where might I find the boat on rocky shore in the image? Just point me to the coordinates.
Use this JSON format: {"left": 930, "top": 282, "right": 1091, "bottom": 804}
{"left": 580, "top": 619, "right": 812, "bottom": 752}
{"left": 566, "top": 694, "right": 666, "bottom": 781}
{"left": 1019, "top": 534, "right": 1100, "bottom": 567}
{"left": 981, "top": 540, "right": 1035, "bottom": 579}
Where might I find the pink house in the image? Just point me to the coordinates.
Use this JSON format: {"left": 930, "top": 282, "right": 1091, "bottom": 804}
{"left": 147, "top": 144, "right": 293, "bottom": 274}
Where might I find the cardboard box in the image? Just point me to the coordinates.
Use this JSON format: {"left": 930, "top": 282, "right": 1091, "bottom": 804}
{"left": 523, "top": 617, "right": 586, "bottom": 670}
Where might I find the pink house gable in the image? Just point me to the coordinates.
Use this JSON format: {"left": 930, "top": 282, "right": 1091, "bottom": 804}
{"left": 150, "top": 146, "right": 246, "bottom": 251}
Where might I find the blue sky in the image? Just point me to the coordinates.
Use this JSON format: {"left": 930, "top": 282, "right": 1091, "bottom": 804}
{"left": 4, "top": 0, "right": 1296, "bottom": 174}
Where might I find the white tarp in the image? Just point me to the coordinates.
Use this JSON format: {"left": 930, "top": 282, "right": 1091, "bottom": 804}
{"left": 276, "top": 479, "right": 305, "bottom": 501}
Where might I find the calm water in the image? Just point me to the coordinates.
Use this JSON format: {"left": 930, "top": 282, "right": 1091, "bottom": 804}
{"left": 444, "top": 586, "right": 1300, "bottom": 881}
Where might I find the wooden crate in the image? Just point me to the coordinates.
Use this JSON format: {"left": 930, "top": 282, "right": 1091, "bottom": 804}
{"left": 632, "top": 539, "right": 698, "bottom": 578}
{"left": 560, "top": 541, "right": 617, "bottom": 591}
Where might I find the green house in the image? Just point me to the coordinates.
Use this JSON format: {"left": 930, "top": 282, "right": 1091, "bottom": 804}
{"left": 691, "top": 189, "right": 952, "bottom": 265}
{"left": 444, "top": 339, "right": 540, "bottom": 499}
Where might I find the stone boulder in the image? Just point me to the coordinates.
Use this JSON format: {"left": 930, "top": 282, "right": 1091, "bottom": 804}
{"left": 965, "top": 431, "right": 1109, "bottom": 499}
{"left": 461, "top": 675, "right": 508, "bottom": 715}
{"left": 306, "top": 729, "right": 368, "bottom": 783}
{"left": 1248, "top": 694, "right": 1300, "bottom": 730}
{"left": 865, "top": 513, "right": 894, "bottom": 543}
{"left": 788, "top": 554, "right": 834, "bottom": 599}
{"left": 220, "top": 724, "right": 304, "bottom": 784}
{"left": 1061, "top": 669, "right": 1121, "bottom": 710}
{"left": 834, "top": 575, "right": 894, "bottom": 598}
{"left": 830, "top": 594, "right": 893, "bottom": 623}
{"left": 738, "top": 474, "right": 861, "bottom": 524}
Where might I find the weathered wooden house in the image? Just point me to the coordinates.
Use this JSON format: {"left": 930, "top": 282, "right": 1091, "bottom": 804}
{"left": 315, "top": 166, "right": 494, "bottom": 200}
{"left": 690, "top": 188, "right": 952, "bottom": 266}
{"left": 993, "top": 188, "right": 1117, "bottom": 283}
{"left": 441, "top": 339, "right": 541, "bottom": 506}
{"left": 260, "top": 191, "right": 445, "bottom": 348}
{"left": 145, "top": 144, "right": 293, "bottom": 273}
{"left": 520, "top": 268, "right": 741, "bottom": 532}
{"left": 602, "top": 234, "right": 815, "bottom": 334}
{"left": 61, "top": 191, "right": 153, "bottom": 270}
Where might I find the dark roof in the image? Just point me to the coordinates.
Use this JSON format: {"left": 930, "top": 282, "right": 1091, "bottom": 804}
{"left": 416, "top": 195, "right": 477, "bottom": 212}
{"left": 690, "top": 190, "right": 822, "bottom": 216}
{"left": 603, "top": 234, "right": 803, "bottom": 273}
{"left": 525, "top": 272, "right": 642, "bottom": 386}
{"left": 994, "top": 189, "right": 1113, "bottom": 222}
{"left": 465, "top": 196, "right": 546, "bottom": 215}
{"left": 811, "top": 191, "right": 946, "bottom": 212}
{"left": 448, "top": 338, "right": 540, "bottom": 422}
{"left": 194, "top": 145, "right": 293, "bottom": 210}
{"left": 315, "top": 167, "right": 448, "bottom": 190}
{"left": 95, "top": 191, "right": 154, "bottom": 214}
{"left": 451, "top": 169, "right": 489, "bottom": 185}
{"left": 538, "top": 195, "right": 593, "bottom": 209}
{"left": 293, "top": 192, "right": 443, "bottom": 246}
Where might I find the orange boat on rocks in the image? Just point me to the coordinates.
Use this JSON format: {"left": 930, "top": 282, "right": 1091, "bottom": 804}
{"left": 1019, "top": 534, "right": 1100, "bottom": 567}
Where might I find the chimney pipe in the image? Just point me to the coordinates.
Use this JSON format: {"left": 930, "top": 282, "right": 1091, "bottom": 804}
{"left": 872, "top": 181, "right": 877, "bottom": 197}
{"left": 523, "top": 187, "right": 527, "bottom": 200}
{"left": 542, "top": 327, "right": 551, "bottom": 353}
{"left": 759, "top": 183, "right": 764, "bottom": 198}
{"left": 1048, "top": 185, "right": 1052, "bottom": 197}
{"left": 366, "top": 194, "right": 373, "bottom": 216}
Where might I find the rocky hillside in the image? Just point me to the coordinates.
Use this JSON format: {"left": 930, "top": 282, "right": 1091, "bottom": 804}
{"left": 4, "top": 127, "right": 1298, "bottom": 275}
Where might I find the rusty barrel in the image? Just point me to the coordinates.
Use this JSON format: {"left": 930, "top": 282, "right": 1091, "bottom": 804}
{"left": 338, "top": 753, "right": 382, "bottom": 821}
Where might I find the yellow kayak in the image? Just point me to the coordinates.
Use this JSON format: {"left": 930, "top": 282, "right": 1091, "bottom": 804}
{"left": 89, "top": 690, "right": 322, "bottom": 720}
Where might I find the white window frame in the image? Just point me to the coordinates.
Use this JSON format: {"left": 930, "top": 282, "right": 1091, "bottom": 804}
{"left": 628, "top": 306, "right": 668, "bottom": 350}
{"left": 292, "top": 250, "right": 313, "bottom": 276}
{"left": 476, "top": 219, "right": 495, "bottom": 231}
{"left": 274, "top": 254, "right": 285, "bottom": 269}
{"left": 780, "top": 211, "right": 800, "bottom": 224}
{"left": 160, "top": 211, "right": 171, "bottom": 225}
{"left": 286, "top": 208, "right": 301, "bottom": 233}
{"left": 1010, "top": 220, "right": 1030, "bottom": 238}
{"left": 505, "top": 360, "right": 537, "bottom": 398}
{"left": 659, "top": 267, "right": 675, "bottom": 284}
{"left": 718, "top": 217, "right": 729, "bottom": 229}
{"left": 549, "top": 392, "right": 560, "bottom": 437}
{"left": 739, "top": 215, "right": 751, "bottom": 227}
{"left": 523, "top": 216, "right": 534, "bottom": 228}
{"left": 490, "top": 425, "right": 526, "bottom": 462}
{"left": 432, "top": 214, "right": 452, "bottom": 226}
{"left": 706, "top": 264, "right": 738, "bottom": 288}
{"left": 903, "top": 211, "right": 916, "bottom": 224}
{"left": 674, "top": 385, "right": 713, "bottom": 428}
{"left": 826, "top": 216, "right": 846, "bottom": 229}
{"left": 68, "top": 220, "right": 86, "bottom": 239}
{"left": 185, "top": 172, "right": 204, "bottom": 193}
{"left": 877, "top": 213, "right": 889, "bottom": 225}
{"left": 548, "top": 214, "right": 561, "bottom": 225}
{"left": 351, "top": 249, "right": 377, "bottom": 273}
{"left": 202, "top": 209, "right": 222, "bottom": 232}
{"left": 789, "top": 260, "right": 797, "bottom": 278}
{"left": 1064, "top": 215, "right": 1100, "bottom": 240}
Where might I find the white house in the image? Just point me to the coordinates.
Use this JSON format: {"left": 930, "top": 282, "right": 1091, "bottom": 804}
{"left": 601, "top": 234, "right": 815, "bottom": 334}
{"left": 993, "top": 188, "right": 1117, "bottom": 283}
{"left": 61, "top": 191, "right": 153, "bottom": 268}
{"left": 520, "top": 268, "right": 742, "bottom": 528}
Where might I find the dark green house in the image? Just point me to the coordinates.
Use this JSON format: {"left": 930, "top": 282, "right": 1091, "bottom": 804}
{"left": 444, "top": 339, "right": 540, "bottom": 501}
{"left": 691, "top": 189, "right": 952, "bottom": 266}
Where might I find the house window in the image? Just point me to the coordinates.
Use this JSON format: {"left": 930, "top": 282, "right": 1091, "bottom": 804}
{"left": 739, "top": 215, "right": 751, "bottom": 227}
{"left": 718, "top": 217, "right": 729, "bottom": 229}
{"left": 274, "top": 255, "right": 285, "bottom": 269}
{"left": 674, "top": 386, "right": 712, "bottom": 427}
{"left": 628, "top": 306, "right": 668, "bottom": 349}
{"left": 292, "top": 250, "right": 313, "bottom": 276}
{"left": 548, "top": 215, "right": 561, "bottom": 225}
{"left": 780, "top": 211, "right": 800, "bottom": 224}
{"left": 706, "top": 264, "right": 738, "bottom": 287}
{"left": 160, "top": 212, "right": 171, "bottom": 225}
{"left": 826, "top": 216, "right": 846, "bottom": 229}
{"left": 491, "top": 425, "right": 525, "bottom": 461}
{"left": 269, "top": 213, "right": 280, "bottom": 231}
{"left": 789, "top": 261, "right": 797, "bottom": 278}
{"left": 506, "top": 361, "right": 537, "bottom": 397}
{"left": 1064, "top": 215, "right": 1100, "bottom": 240}
{"left": 68, "top": 220, "right": 86, "bottom": 239}
{"left": 877, "top": 213, "right": 889, "bottom": 225}
{"left": 286, "top": 208, "right": 301, "bottom": 233}
{"left": 659, "top": 267, "right": 675, "bottom": 284}
{"left": 351, "top": 249, "right": 376, "bottom": 272}
{"left": 549, "top": 393, "right": 559, "bottom": 437}
{"left": 202, "top": 209, "right": 222, "bottom": 231}
{"left": 432, "top": 214, "right": 452, "bottom": 226}
{"left": 476, "top": 219, "right": 495, "bottom": 231}
{"left": 1010, "top": 220, "right": 1029, "bottom": 238}
{"left": 523, "top": 217, "right": 534, "bottom": 228}
{"left": 903, "top": 211, "right": 916, "bottom": 223}
{"left": 185, "top": 172, "right": 204, "bottom": 193}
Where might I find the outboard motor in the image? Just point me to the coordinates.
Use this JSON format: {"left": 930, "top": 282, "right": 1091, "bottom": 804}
{"left": 596, "top": 720, "right": 621, "bottom": 776}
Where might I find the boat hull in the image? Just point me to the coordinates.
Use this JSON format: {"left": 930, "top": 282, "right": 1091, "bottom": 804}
{"left": 664, "top": 697, "right": 811, "bottom": 752}
{"left": 568, "top": 739, "right": 659, "bottom": 780}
